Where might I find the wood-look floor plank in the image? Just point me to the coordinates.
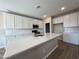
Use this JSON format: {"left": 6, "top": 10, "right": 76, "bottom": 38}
{"left": 47, "top": 40, "right": 79, "bottom": 59}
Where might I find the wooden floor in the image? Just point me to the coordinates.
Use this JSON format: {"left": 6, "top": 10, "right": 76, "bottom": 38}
{"left": 0, "top": 48, "right": 5, "bottom": 59}
{"left": 47, "top": 40, "right": 79, "bottom": 59}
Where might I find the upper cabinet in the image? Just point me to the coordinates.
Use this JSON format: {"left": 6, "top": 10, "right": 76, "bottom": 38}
{"left": 32, "top": 19, "right": 43, "bottom": 28}
{"left": 15, "top": 15, "right": 23, "bottom": 29}
{"left": 0, "top": 13, "right": 5, "bottom": 30}
{"left": 69, "top": 12, "right": 77, "bottom": 27}
{"left": 38, "top": 20, "right": 44, "bottom": 28}
{"left": 63, "top": 12, "right": 78, "bottom": 27}
{"left": 53, "top": 12, "right": 79, "bottom": 27}
{"left": 53, "top": 17, "right": 58, "bottom": 24}
{"left": 33, "top": 19, "right": 39, "bottom": 25}
{"left": 63, "top": 14, "right": 71, "bottom": 27}
{"left": 2, "top": 13, "right": 15, "bottom": 29}
{"left": 0, "top": 12, "right": 43, "bottom": 30}
{"left": 22, "top": 17, "right": 33, "bottom": 29}
{"left": 3, "top": 13, "right": 15, "bottom": 29}
{"left": 58, "top": 16, "right": 63, "bottom": 23}
{"left": 53, "top": 16, "right": 63, "bottom": 24}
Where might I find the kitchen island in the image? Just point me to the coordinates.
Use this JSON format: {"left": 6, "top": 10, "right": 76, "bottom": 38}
{"left": 4, "top": 33, "right": 62, "bottom": 59}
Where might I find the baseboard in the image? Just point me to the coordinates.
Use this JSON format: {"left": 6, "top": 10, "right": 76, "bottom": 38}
{"left": 43, "top": 45, "right": 58, "bottom": 59}
{"left": 63, "top": 41, "right": 79, "bottom": 46}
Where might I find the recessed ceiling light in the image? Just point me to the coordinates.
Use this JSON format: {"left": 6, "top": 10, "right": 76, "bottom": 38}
{"left": 61, "top": 7, "right": 65, "bottom": 10}
{"left": 43, "top": 15, "right": 47, "bottom": 17}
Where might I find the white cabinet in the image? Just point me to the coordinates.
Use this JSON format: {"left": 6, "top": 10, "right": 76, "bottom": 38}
{"left": 42, "top": 39, "right": 57, "bottom": 57}
{"left": 63, "top": 33, "right": 79, "bottom": 45}
{"left": 33, "top": 19, "right": 38, "bottom": 25}
{"left": 63, "top": 12, "right": 78, "bottom": 27}
{"left": 27, "top": 19, "right": 33, "bottom": 28}
{"left": 15, "top": 15, "right": 23, "bottom": 29}
{"left": 22, "top": 17, "right": 28, "bottom": 29}
{"left": 32, "top": 19, "right": 43, "bottom": 28}
{"left": 58, "top": 16, "right": 63, "bottom": 23}
{"left": 0, "top": 13, "right": 4, "bottom": 30}
{"left": 3, "top": 13, "right": 15, "bottom": 29}
{"left": 22, "top": 17, "right": 44, "bottom": 29}
{"left": 37, "top": 20, "right": 43, "bottom": 28}
{"left": 39, "top": 21, "right": 43, "bottom": 28}
{"left": 22, "top": 17, "right": 32, "bottom": 28}
{"left": 69, "top": 13, "right": 77, "bottom": 27}
{"left": 0, "top": 13, "right": 15, "bottom": 29}
{"left": 63, "top": 14, "right": 71, "bottom": 27}
{"left": 0, "top": 12, "right": 43, "bottom": 30}
{"left": 53, "top": 17, "right": 58, "bottom": 24}
{"left": 53, "top": 16, "right": 63, "bottom": 24}
{"left": 53, "top": 12, "right": 78, "bottom": 27}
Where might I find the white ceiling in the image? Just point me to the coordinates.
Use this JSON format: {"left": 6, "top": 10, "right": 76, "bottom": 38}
{"left": 0, "top": 0, "right": 79, "bottom": 19}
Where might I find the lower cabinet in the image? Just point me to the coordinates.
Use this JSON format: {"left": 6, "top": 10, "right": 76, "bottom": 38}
{"left": 63, "top": 33, "right": 79, "bottom": 45}
{"left": 6, "top": 39, "right": 58, "bottom": 59}
{"left": 41, "top": 39, "right": 57, "bottom": 58}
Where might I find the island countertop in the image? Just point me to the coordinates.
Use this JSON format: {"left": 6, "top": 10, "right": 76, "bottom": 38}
{"left": 4, "top": 33, "right": 62, "bottom": 58}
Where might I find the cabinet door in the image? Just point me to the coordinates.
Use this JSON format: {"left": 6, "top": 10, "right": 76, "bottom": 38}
{"left": 69, "top": 13, "right": 77, "bottom": 27}
{"left": 63, "top": 13, "right": 78, "bottom": 27}
{"left": 0, "top": 13, "right": 4, "bottom": 30}
{"left": 41, "top": 39, "right": 57, "bottom": 57}
{"left": 15, "top": 15, "right": 22, "bottom": 29}
{"left": 4, "top": 13, "right": 15, "bottom": 29}
{"left": 53, "top": 16, "right": 63, "bottom": 24}
{"left": 22, "top": 17, "right": 32, "bottom": 29}
{"left": 32, "top": 19, "right": 39, "bottom": 26}
{"left": 53, "top": 18, "right": 58, "bottom": 24}
{"left": 58, "top": 16, "right": 63, "bottom": 23}
{"left": 28, "top": 19, "right": 33, "bottom": 28}
{"left": 63, "top": 33, "right": 79, "bottom": 45}
{"left": 63, "top": 14, "right": 71, "bottom": 27}
{"left": 22, "top": 17, "right": 28, "bottom": 29}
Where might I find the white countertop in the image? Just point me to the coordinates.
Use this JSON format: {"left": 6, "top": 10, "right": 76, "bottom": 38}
{"left": 4, "top": 33, "right": 62, "bottom": 58}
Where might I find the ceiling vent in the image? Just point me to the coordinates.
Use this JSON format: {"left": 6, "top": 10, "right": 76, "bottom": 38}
{"left": 36, "top": 5, "right": 41, "bottom": 8}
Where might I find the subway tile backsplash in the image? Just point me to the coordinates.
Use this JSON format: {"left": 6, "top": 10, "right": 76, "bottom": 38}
{"left": 0, "top": 31, "right": 6, "bottom": 48}
{"left": 6, "top": 29, "right": 32, "bottom": 36}
{"left": 0, "top": 28, "right": 44, "bottom": 48}
{"left": 64, "top": 27, "right": 79, "bottom": 33}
